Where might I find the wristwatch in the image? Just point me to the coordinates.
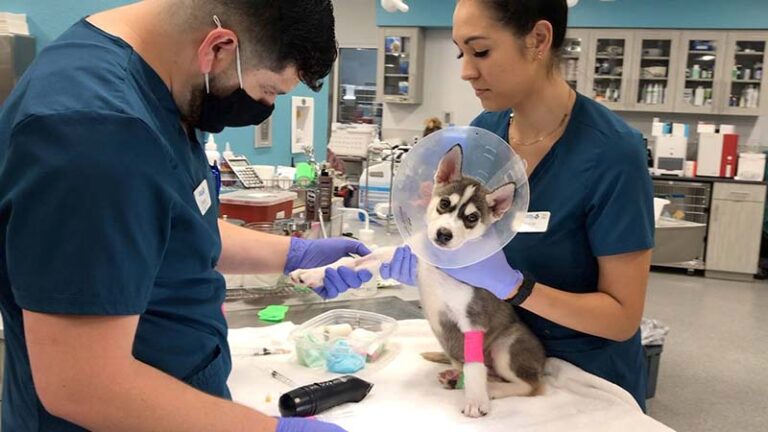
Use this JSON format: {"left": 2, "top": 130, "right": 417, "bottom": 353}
{"left": 506, "top": 272, "right": 535, "bottom": 306}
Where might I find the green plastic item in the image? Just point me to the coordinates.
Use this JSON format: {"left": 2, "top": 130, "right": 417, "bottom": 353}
{"left": 258, "top": 305, "right": 289, "bottom": 323}
{"left": 294, "top": 162, "right": 316, "bottom": 186}
{"left": 457, "top": 372, "right": 465, "bottom": 390}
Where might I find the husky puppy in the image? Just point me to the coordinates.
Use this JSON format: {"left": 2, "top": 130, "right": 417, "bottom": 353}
{"left": 290, "top": 144, "right": 545, "bottom": 417}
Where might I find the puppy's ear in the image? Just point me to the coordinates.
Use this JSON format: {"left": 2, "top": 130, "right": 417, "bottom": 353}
{"left": 486, "top": 182, "right": 516, "bottom": 221}
{"left": 434, "top": 144, "right": 463, "bottom": 185}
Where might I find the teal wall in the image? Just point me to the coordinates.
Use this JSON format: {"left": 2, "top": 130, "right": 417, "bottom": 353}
{"left": 5, "top": 0, "right": 329, "bottom": 166}
{"left": 377, "top": 0, "right": 768, "bottom": 29}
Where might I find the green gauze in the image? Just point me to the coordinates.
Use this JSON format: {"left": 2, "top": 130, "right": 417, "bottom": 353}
{"left": 258, "top": 305, "right": 289, "bottom": 323}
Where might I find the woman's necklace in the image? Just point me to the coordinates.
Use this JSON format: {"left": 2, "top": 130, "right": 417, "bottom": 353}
{"left": 509, "top": 89, "right": 574, "bottom": 147}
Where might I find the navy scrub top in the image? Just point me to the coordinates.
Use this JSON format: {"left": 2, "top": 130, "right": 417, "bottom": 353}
{"left": 471, "top": 93, "right": 655, "bottom": 410}
{"left": 0, "top": 19, "right": 228, "bottom": 430}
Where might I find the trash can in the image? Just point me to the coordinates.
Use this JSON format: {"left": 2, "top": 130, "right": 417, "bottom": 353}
{"left": 644, "top": 344, "right": 663, "bottom": 399}
{"left": 641, "top": 318, "right": 669, "bottom": 400}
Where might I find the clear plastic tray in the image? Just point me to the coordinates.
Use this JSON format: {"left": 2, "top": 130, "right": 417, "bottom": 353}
{"left": 288, "top": 309, "right": 398, "bottom": 370}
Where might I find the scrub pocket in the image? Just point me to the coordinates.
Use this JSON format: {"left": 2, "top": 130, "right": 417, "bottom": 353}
{"left": 183, "top": 345, "right": 232, "bottom": 399}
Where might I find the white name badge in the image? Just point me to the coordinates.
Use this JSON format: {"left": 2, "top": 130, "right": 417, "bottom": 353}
{"left": 513, "top": 211, "right": 551, "bottom": 233}
{"left": 194, "top": 179, "right": 212, "bottom": 215}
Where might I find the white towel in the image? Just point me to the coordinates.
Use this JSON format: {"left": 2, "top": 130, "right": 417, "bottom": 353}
{"left": 228, "top": 319, "right": 674, "bottom": 432}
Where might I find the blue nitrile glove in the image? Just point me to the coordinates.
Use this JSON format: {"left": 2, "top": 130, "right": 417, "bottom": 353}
{"left": 276, "top": 417, "right": 348, "bottom": 432}
{"left": 380, "top": 245, "right": 418, "bottom": 286}
{"left": 284, "top": 237, "right": 372, "bottom": 273}
{"left": 317, "top": 266, "right": 372, "bottom": 300}
{"left": 441, "top": 250, "right": 523, "bottom": 300}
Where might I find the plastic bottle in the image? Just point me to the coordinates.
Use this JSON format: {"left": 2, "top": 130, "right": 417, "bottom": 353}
{"left": 692, "top": 64, "right": 701, "bottom": 79}
{"left": 755, "top": 63, "right": 763, "bottom": 80}
{"left": 222, "top": 142, "right": 235, "bottom": 160}
{"left": 694, "top": 86, "right": 705, "bottom": 106}
{"left": 205, "top": 135, "right": 221, "bottom": 166}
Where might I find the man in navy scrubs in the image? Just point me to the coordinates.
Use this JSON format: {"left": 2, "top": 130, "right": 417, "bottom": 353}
{"left": 0, "top": 1, "right": 366, "bottom": 430}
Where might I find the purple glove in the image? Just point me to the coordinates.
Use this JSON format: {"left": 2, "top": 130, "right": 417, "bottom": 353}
{"left": 441, "top": 250, "right": 523, "bottom": 300}
{"left": 284, "top": 237, "right": 371, "bottom": 273}
{"left": 276, "top": 417, "right": 348, "bottom": 432}
{"left": 317, "top": 266, "right": 372, "bottom": 299}
{"left": 380, "top": 245, "right": 418, "bottom": 286}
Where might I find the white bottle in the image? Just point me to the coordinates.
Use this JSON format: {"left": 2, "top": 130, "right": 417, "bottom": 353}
{"left": 694, "top": 86, "right": 705, "bottom": 106}
{"left": 653, "top": 84, "right": 660, "bottom": 104}
{"left": 205, "top": 135, "right": 221, "bottom": 166}
{"left": 222, "top": 142, "right": 235, "bottom": 160}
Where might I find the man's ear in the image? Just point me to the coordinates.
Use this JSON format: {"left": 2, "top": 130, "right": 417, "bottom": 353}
{"left": 197, "top": 28, "right": 238, "bottom": 75}
{"left": 486, "top": 182, "right": 516, "bottom": 222}
{"left": 434, "top": 144, "right": 463, "bottom": 185}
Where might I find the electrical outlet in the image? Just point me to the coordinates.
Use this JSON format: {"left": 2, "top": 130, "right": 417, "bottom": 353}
{"left": 255, "top": 117, "right": 272, "bottom": 148}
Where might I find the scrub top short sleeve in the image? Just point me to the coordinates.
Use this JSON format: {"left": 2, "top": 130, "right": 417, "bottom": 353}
{"left": 6, "top": 112, "right": 171, "bottom": 315}
{"left": 585, "top": 129, "right": 655, "bottom": 257}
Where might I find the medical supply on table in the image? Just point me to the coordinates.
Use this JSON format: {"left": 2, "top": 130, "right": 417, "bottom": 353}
{"left": 392, "top": 126, "right": 529, "bottom": 269}
{"left": 259, "top": 305, "right": 290, "bottom": 323}
{"left": 278, "top": 375, "right": 374, "bottom": 418}
{"left": 736, "top": 152, "right": 766, "bottom": 181}
{"left": 270, "top": 369, "right": 297, "bottom": 387}
{"left": 289, "top": 310, "right": 397, "bottom": 371}
{"left": 204, "top": 134, "right": 221, "bottom": 166}
{"left": 219, "top": 189, "right": 297, "bottom": 223}
{"left": 358, "top": 162, "right": 394, "bottom": 217}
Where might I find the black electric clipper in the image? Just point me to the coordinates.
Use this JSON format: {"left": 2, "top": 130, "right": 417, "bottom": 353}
{"left": 278, "top": 375, "right": 374, "bottom": 417}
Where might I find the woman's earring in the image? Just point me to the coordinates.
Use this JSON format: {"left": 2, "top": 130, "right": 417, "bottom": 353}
{"left": 536, "top": 51, "right": 544, "bottom": 60}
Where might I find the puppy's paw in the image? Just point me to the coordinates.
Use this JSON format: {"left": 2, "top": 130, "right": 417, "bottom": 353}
{"left": 438, "top": 369, "right": 461, "bottom": 389}
{"left": 462, "top": 394, "right": 490, "bottom": 418}
{"left": 289, "top": 267, "right": 326, "bottom": 289}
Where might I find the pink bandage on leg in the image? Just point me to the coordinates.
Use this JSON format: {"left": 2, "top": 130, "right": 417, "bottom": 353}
{"left": 464, "top": 331, "right": 485, "bottom": 363}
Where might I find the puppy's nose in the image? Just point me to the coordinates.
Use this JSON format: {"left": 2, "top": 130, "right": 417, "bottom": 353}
{"left": 436, "top": 228, "right": 453, "bottom": 245}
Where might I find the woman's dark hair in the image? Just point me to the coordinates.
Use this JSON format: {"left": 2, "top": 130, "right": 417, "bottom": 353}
{"left": 200, "top": 0, "right": 338, "bottom": 91}
{"left": 480, "top": 0, "right": 568, "bottom": 54}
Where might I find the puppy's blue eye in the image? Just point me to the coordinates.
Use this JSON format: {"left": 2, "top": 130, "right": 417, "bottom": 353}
{"left": 439, "top": 198, "right": 451, "bottom": 210}
{"left": 466, "top": 213, "right": 479, "bottom": 224}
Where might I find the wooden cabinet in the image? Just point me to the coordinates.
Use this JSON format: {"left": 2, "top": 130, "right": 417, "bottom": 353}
{"left": 673, "top": 32, "right": 728, "bottom": 115}
{"left": 561, "top": 29, "right": 768, "bottom": 116}
{"left": 585, "top": 30, "right": 634, "bottom": 110}
{"left": 376, "top": 27, "right": 425, "bottom": 104}
{"left": 561, "top": 29, "right": 591, "bottom": 95}
{"left": 629, "top": 31, "right": 681, "bottom": 113}
{"left": 721, "top": 32, "right": 768, "bottom": 116}
{"left": 705, "top": 182, "right": 767, "bottom": 280}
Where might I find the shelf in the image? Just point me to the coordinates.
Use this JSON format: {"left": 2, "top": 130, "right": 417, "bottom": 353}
{"left": 640, "top": 77, "right": 669, "bottom": 80}
{"left": 384, "top": 74, "right": 410, "bottom": 78}
{"left": 732, "top": 79, "right": 762, "bottom": 84}
{"left": 596, "top": 55, "right": 624, "bottom": 59}
{"left": 594, "top": 75, "right": 623, "bottom": 79}
{"left": 642, "top": 56, "right": 671, "bottom": 60}
{"left": 385, "top": 52, "right": 409, "bottom": 57}
{"left": 688, "top": 50, "right": 716, "bottom": 55}
{"left": 735, "top": 51, "right": 764, "bottom": 56}
{"left": 686, "top": 78, "right": 714, "bottom": 82}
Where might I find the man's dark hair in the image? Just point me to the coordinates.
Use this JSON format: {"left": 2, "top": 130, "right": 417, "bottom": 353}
{"left": 199, "top": 0, "right": 338, "bottom": 91}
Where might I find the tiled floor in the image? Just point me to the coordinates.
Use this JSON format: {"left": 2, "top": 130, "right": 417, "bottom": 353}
{"left": 644, "top": 270, "right": 768, "bottom": 432}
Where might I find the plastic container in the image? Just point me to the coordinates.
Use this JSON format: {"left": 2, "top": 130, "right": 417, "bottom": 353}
{"left": 205, "top": 135, "right": 221, "bottom": 166}
{"left": 288, "top": 310, "right": 398, "bottom": 370}
{"left": 219, "top": 189, "right": 297, "bottom": 223}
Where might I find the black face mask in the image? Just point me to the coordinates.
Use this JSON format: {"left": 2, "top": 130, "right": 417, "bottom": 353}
{"left": 197, "top": 88, "right": 275, "bottom": 133}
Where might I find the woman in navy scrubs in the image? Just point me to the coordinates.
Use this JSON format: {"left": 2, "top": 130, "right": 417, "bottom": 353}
{"left": 455, "top": 0, "right": 654, "bottom": 409}
{"left": 387, "top": 0, "right": 655, "bottom": 410}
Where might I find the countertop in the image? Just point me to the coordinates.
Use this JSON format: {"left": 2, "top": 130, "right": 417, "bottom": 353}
{"left": 652, "top": 174, "right": 767, "bottom": 186}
